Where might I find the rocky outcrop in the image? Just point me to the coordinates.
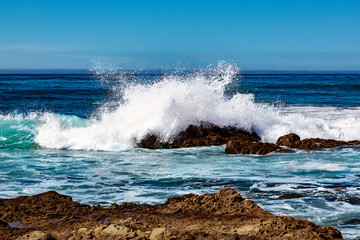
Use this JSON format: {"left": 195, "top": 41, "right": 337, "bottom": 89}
{"left": 0, "top": 189, "right": 343, "bottom": 239}
{"left": 137, "top": 124, "right": 360, "bottom": 155}
{"left": 137, "top": 123, "right": 261, "bottom": 149}
{"left": 276, "top": 133, "right": 301, "bottom": 148}
{"left": 137, "top": 123, "right": 283, "bottom": 155}
{"left": 225, "top": 140, "right": 283, "bottom": 155}
{"left": 276, "top": 133, "right": 360, "bottom": 150}
{"left": 348, "top": 140, "right": 360, "bottom": 145}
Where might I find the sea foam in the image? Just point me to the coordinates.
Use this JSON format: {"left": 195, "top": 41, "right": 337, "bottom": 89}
{"left": 35, "top": 62, "right": 360, "bottom": 150}
{"left": 1, "top": 62, "right": 359, "bottom": 151}
{"left": 35, "top": 62, "right": 277, "bottom": 150}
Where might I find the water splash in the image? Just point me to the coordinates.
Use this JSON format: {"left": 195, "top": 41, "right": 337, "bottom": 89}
{"left": 1, "top": 62, "right": 360, "bottom": 151}
{"left": 34, "top": 62, "right": 277, "bottom": 150}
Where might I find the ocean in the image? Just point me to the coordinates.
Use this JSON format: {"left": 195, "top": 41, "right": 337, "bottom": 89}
{"left": 0, "top": 63, "right": 360, "bottom": 239}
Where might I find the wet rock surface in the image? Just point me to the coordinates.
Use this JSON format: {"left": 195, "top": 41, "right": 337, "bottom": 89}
{"left": 137, "top": 123, "right": 283, "bottom": 155}
{"left": 138, "top": 124, "right": 360, "bottom": 155}
{"left": 278, "top": 193, "right": 304, "bottom": 200}
{"left": 343, "top": 219, "right": 360, "bottom": 225}
{"left": 0, "top": 188, "right": 343, "bottom": 239}
{"left": 276, "top": 133, "right": 301, "bottom": 148}
{"left": 137, "top": 123, "right": 261, "bottom": 149}
{"left": 225, "top": 140, "right": 283, "bottom": 155}
{"left": 276, "top": 133, "right": 360, "bottom": 150}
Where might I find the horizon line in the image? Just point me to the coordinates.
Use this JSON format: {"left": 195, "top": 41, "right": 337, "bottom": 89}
{"left": 1, "top": 69, "right": 360, "bottom": 74}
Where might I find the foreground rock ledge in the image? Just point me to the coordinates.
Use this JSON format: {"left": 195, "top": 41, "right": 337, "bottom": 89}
{"left": 0, "top": 189, "right": 342, "bottom": 240}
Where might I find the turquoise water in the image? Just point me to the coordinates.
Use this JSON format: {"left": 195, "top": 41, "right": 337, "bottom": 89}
{"left": 1, "top": 147, "right": 360, "bottom": 238}
{"left": 0, "top": 64, "right": 360, "bottom": 238}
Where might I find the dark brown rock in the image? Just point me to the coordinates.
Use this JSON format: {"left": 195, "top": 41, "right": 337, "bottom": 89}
{"left": 0, "top": 219, "right": 8, "bottom": 227}
{"left": 278, "top": 193, "right": 303, "bottom": 199}
{"left": 343, "top": 219, "right": 360, "bottom": 225}
{"left": 137, "top": 134, "right": 165, "bottom": 149}
{"left": 139, "top": 128, "right": 360, "bottom": 154}
{"left": 276, "top": 133, "right": 301, "bottom": 148}
{"left": 276, "top": 133, "right": 360, "bottom": 151}
{"left": 298, "top": 138, "right": 346, "bottom": 150}
{"left": 136, "top": 123, "right": 261, "bottom": 149}
{"left": 328, "top": 184, "right": 359, "bottom": 189}
{"left": 225, "top": 140, "right": 282, "bottom": 155}
{"left": 348, "top": 140, "right": 360, "bottom": 145}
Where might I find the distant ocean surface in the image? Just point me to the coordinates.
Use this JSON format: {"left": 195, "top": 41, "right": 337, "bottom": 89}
{"left": 0, "top": 63, "right": 360, "bottom": 239}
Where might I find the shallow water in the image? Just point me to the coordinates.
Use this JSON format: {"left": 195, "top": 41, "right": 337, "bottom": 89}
{"left": 1, "top": 147, "right": 360, "bottom": 238}
{"left": 0, "top": 64, "right": 359, "bottom": 238}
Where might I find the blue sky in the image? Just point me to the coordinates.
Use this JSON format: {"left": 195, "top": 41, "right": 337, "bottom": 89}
{"left": 0, "top": 0, "right": 360, "bottom": 70}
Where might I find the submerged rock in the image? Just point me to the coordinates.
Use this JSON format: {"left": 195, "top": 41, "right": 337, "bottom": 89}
{"left": 343, "top": 219, "right": 360, "bottom": 225}
{"left": 278, "top": 193, "right": 304, "bottom": 199}
{"left": 0, "top": 188, "right": 343, "bottom": 240}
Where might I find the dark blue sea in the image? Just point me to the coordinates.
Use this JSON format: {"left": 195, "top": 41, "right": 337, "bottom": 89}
{"left": 0, "top": 63, "right": 360, "bottom": 238}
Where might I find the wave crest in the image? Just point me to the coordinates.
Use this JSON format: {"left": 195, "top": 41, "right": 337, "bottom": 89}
{"left": 35, "top": 62, "right": 276, "bottom": 151}
{"left": 2, "top": 62, "right": 359, "bottom": 151}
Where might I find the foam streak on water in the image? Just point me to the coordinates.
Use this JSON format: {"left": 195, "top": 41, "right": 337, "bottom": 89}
{"left": 1, "top": 147, "right": 360, "bottom": 239}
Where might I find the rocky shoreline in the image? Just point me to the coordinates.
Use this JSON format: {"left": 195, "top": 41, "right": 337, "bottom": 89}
{"left": 136, "top": 123, "right": 360, "bottom": 155}
{"left": 1, "top": 124, "right": 356, "bottom": 239}
{"left": 0, "top": 188, "right": 343, "bottom": 240}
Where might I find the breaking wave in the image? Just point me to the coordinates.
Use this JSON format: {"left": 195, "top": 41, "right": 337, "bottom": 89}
{"left": 1, "top": 62, "right": 360, "bottom": 151}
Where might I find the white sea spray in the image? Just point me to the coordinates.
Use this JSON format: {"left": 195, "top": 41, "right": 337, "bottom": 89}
{"left": 1, "top": 63, "right": 359, "bottom": 151}
{"left": 34, "top": 62, "right": 277, "bottom": 150}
